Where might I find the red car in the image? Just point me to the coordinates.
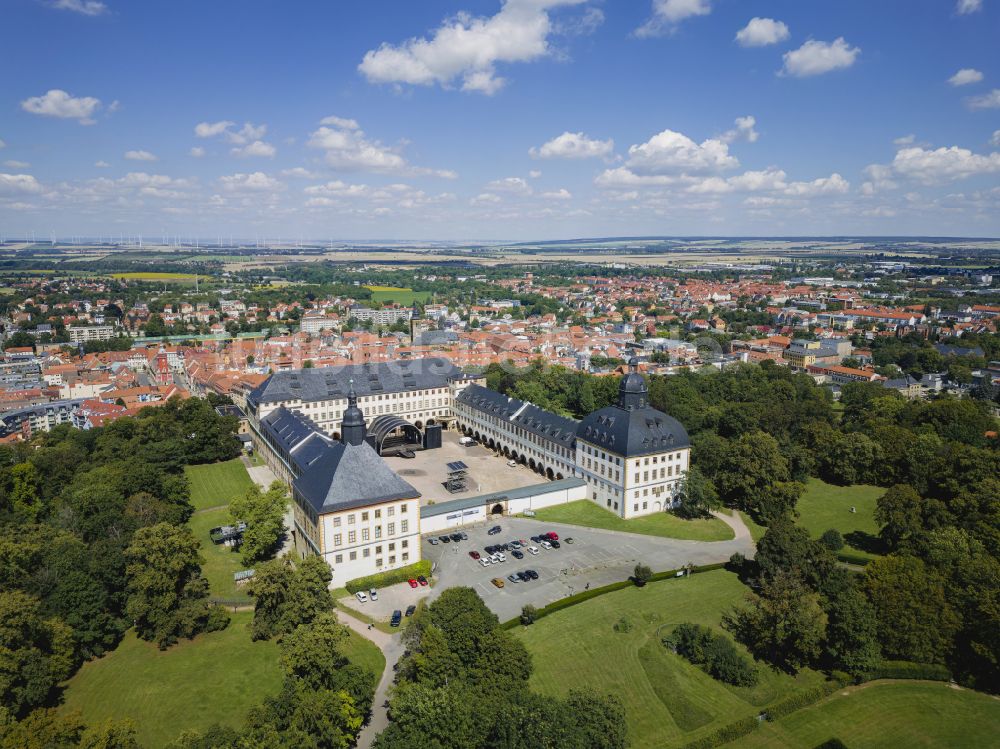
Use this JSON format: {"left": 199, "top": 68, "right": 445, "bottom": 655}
{"left": 469, "top": 550, "right": 481, "bottom": 560}
{"left": 546, "top": 531, "right": 559, "bottom": 541}
{"left": 407, "top": 579, "right": 418, "bottom": 588}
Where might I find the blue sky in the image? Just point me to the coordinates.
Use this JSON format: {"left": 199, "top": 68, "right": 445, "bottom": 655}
{"left": 2, "top": 0, "right": 999, "bottom": 240}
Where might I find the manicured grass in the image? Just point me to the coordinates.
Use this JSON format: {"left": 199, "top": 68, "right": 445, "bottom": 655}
{"left": 184, "top": 460, "right": 258, "bottom": 602}
{"left": 732, "top": 681, "right": 1000, "bottom": 748}
{"left": 60, "top": 612, "right": 281, "bottom": 748}
{"left": 185, "top": 458, "right": 255, "bottom": 512}
{"left": 796, "top": 479, "right": 883, "bottom": 561}
{"left": 365, "top": 286, "right": 431, "bottom": 305}
{"left": 530, "top": 500, "right": 734, "bottom": 541}
{"left": 60, "top": 612, "right": 385, "bottom": 748}
{"left": 740, "top": 511, "right": 767, "bottom": 542}
{"left": 516, "top": 570, "right": 827, "bottom": 748}
{"left": 112, "top": 271, "right": 200, "bottom": 282}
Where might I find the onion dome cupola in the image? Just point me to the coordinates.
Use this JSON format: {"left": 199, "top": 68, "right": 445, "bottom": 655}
{"left": 341, "top": 379, "right": 367, "bottom": 446}
{"left": 618, "top": 357, "right": 649, "bottom": 410}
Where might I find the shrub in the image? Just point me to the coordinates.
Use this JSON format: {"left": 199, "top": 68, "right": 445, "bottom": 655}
{"left": 680, "top": 715, "right": 759, "bottom": 749}
{"left": 727, "top": 552, "right": 746, "bottom": 572}
{"left": 814, "top": 740, "right": 849, "bottom": 749}
{"left": 633, "top": 563, "right": 652, "bottom": 586}
{"left": 820, "top": 529, "right": 845, "bottom": 552}
{"left": 613, "top": 616, "right": 633, "bottom": 633}
{"left": 858, "top": 660, "right": 951, "bottom": 683}
{"left": 763, "top": 681, "right": 840, "bottom": 721}
{"left": 344, "top": 560, "right": 432, "bottom": 594}
{"left": 520, "top": 604, "right": 537, "bottom": 626}
{"left": 665, "top": 623, "right": 758, "bottom": 687}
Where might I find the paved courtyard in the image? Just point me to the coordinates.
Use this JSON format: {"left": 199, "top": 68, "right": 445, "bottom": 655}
{"left": 336, "top": 580, "right": 430, "bottom": 621}
{"left": 382, "top": 430, "right": 543, "bottom": 505}
{"left": 420, "top": 513, "right": 753, "bottom": 622}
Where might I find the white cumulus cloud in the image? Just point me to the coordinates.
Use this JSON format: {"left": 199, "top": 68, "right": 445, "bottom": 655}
{"left": 51, "top": 0, "right": 107, "bottom": 16}
{"left": 307, "top": 117, "right": 455, "bottom": 177}
{"left": 636, "top": 0, "right": 711, "bottom": 37}
{"left": 124, "top": 150, "right": 157, "bottom": 162}
{"left": 94, "top": 160, "right": 110, "bottom": 168}
{"left": 966, "top": 89, "right": 1000, "bottom": 110}
{"left": 219, "top": 172, "right": 284, "bottom": 192}
{"left": 0, "top": 173, "right": 44, "bottom": 195}
{"left": 231, "top": 140, "right": 276, "bottom": 158}
{"left": 530, "top": 131, "right": 613, "bottom": 159}
{"left": 189, "top": 147, "right": 205, "bottom": 158}
{"left": 891, "top": 145, "right": 1000, "bottom": 183}
{"left": 720, "top": 115, "right": 759, "bottom": 144}
{"left": 949, "top": 68, "right": 984, "bottom": 86}
{"left": 540, "top": 188, "right": 572, "bottom": 200}
{"left": 781, "top": 38, "right": 860, "bottom": 78}
{"left": 21, "top": 89, "right": 103, "bottom": 124}
{"left": 358, "top": 0, "right": 587, "bottom": 95}
{"left": 991, "top": 130, "right": 1000, "bottom": 147}
{"left": 624, "top": 129, "right": 738, "bottom": 175}
{"left": 957, "top": 0, "right": 982, "bottom": 14}
{"left": 735, "top": 17, "right": 789, "bottom": 47}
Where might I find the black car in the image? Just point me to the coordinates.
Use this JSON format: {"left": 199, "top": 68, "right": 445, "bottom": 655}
{"left": 449, "top": 533, "right": 462, "bottom": 542}
{"left": 405, "top": 605, "right": 416, "bottom": 617}
{"left": 530, "top": 535, "right": 542, "bottom": 544}
{"left": 439, "top": 535, "right": 451, "bottom": 543}
{"left": 390, "top": 610, "right": 402, "bottom": 627}
{"left": 512, "top": 549, "right": 524, "bottom": 559}
{"left": 396, "top": 449, "right": 416, "bottom": 459}
{"left": 516, "top": 571, "right": 529, "bottom": 582}
{"left": 485, "top": 544, "right": 496, "bottom": 554}
{"left": 550, "top": 539, "right": 561, "bottom": 549}
{"left": 459, "top": 532, "right": 469, "bottom": 540}
{"left": 524, "top": 569, "right": 539, "bottom": 580}
{"left": 488, "top": 525, "right": 502, "bottom": 535}
{"left": 417, "top": 575, "right": 428, "bottom": 586}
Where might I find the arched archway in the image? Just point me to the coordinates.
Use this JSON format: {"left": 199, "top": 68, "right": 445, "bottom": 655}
{"left": 488, "top": 438, "right": 496, "bottom": 450}
{"left": 474, "top": 431, "right": 481, "bottom": 441}
{"left": 427, "top": 419, "right": 436, "bottom": 426}
{"left": 528, "top": 458, "right": 536, "bottom": 471}
{"left": 490, "top": 503, "right": 504, "bottom": 515}
{"left": 556, "top": 472, "right": 564, "bottom": 480}
{"left": 545, "top": 467, "right": 554, "bottom": 480}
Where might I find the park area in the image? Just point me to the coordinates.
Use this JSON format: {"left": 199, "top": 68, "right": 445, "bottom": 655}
{"left": 364, "top": 285, "right": 431, "bottom": 305}
{"left": 60, "top": 611, "right": 385, "bottom": 748}
{"left": 517, "top": 569, "right": 828, "bottom": 748}
{"left": 184, "top": 458, "right": 257, "bottom": 603}
{"left": 529, "top": 499, "right": 734, "bottom": 541}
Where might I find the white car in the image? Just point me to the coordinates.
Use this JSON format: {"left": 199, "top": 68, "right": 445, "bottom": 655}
{"left": 369, "top": 589, "right": 378, "bottom": 601}
{"left": 527, "top": 546, "right": 539, "bottom": 555}
{"left": 506, "top": 460, "right": 517, "bottom": 467}
{"left": 479, "top": 558, "right": 490, "bottom": 567}
{"left": 355, "top": 591, "right": 367, "bottom": 603}
{"left": 540, "top": 540, "right": 552, "bottom": 549}
{"left": 496, "top": 552, "right": 507, "bottom": 562}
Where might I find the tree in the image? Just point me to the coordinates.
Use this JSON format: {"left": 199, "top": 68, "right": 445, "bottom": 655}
{"left": 78, "top": 718, "right": 141, "bottom": 749}
{"left": 0, "top": 591, "right": 74, "bottom": 716}
{"left": 724, "top": 569, "right": 827, "bottom": 673}
{"left": 714, "top": 431, "right": 799, "bottom": 523}
{"left": 755, "top": 517, "right": 835, "bottom": 590}
{"left": 875, "top": 484, "right": 925, "bottom": 551}
{"left": 249, "top": 555, "right": 333, "bottom": 641}
{"left": 278, "top": 614, "right": 350, "bottom": 691}
{"left": 820, "top": 529, "right": 844, "bottom": 552}
{"left": 248, "top": 558, "right": 294, "bottom": 641}
{"left": 230, "top": 481, "right": 286, "bottom": 566}
{"left": 9, "top": 463, "right": 42, "bottom": 521}
{"left": 674, "top": 467, "right": 719, "bottom": 519}
{"left": 279, "top": 555, "right": 334, "bottom": 636}
{"left": 520, "top": 604, "right": 538, "bottom": 626}
{"left": 823, "top": 586, "right": 881, "bottom": 675}
{"left": 632, "top": 563, "right": 652, "bottom": 587}
{"left": 124, "top": 523, "right": 228, "bottom": 648}
{"left": 864, "top": 554, "right": 959, "bottom": 664}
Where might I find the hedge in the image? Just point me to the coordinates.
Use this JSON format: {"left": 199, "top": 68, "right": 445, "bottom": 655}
{"left": 679, "top": 715, "right": 760, "bottom": 749}
{"left": 858, "top": 660, "right": 951, "bottom": 683}
{"left": 836, "top": 551, "right": 873, "bottom": 566}
{"left": 763, "top": 681, "right": 842, "bottom": 721}
{"left": 345, "top": 559, "right": 432, "bottom": 593}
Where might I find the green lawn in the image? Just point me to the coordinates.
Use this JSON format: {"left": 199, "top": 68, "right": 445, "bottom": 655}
{"left": 516, "top": 569, "right": 827, "bottom": 748}
{"left": 185, "top": 458, "right": 255, "bottom": 512}
{"left": 366, "top": 287, "right": 431, "bottom": 306}
{"left": 732, "top": 681, "right": 1000, "bottom": 748}
{"left": 529, "top": 500, "right": 733, "bottom": 542}
{"left": 60, "top": 612, "right": 385, "bottom": 748}
{"left": 184, "top": 459, "right": 258, "bottom": 602}
{"left": 796, "top": 479, "right": 883, "bottom": 561}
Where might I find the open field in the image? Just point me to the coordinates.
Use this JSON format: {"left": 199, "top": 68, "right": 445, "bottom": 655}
{"left": 731, "top": 681, "right": 1000, "bottom": 748}
{"left": 529, "top": 499, "right": 733, "bottom": 541}
{"left": 517, "top": 569, "right": 828, "bottom": 748}
{"left": 796, "top": 479, "right": 883, "bottom": 560}
{"left": 184, "top": 459, "right": 256, "bottom": 602}
{"left": 364, "top": 285, "right": 432, "bottom": 305}
{"left": 60, "top": 611, "right": 384, "bottom": 748}
{"left": 185, "top": 458, "right": 255, "bottom": 512}
{"left": 111, "top": 271, "right": 200, "bottom": 282}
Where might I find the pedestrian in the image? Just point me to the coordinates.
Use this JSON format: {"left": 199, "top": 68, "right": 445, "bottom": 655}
{"left": 585, "top": 582, "right": 590, "bottom": 590}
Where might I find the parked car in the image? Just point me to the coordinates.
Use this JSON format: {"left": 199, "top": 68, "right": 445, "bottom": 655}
{"left": 417, "top": 575, "right": 428, "bottom": 586}
{"left": 459, "top": 532, "right": 469, "bottom": 540}
{"left": 469, "top": 550, "right": 481, "bottom": 560}
{"left": 491, "top": 578, "right": 505, "bottom": 588}
{"left": 428, "top": 537, "right": 439, "bottom": 545}
{"left": 527, "top": 546, "right": 539, "bottom": 555}
{"left": 496, "top": 552, "right": 506, "bottom": 562}
{"left": 525, "top": 569, "right": 539, "bottom": 580}
{"left": 439, "top": 535, "right": 451, "bottom": 543}
{"left": 512, "top": 549, "right": 524, "bottom": 559}
{"left": 369, "top": 588, "right": 378, "bottom": 601}
{"left": 355, "top": 591, "right": 367, "bottom": 603}
{"left": 488, "top": 525, "right": 502, "bottom": 535}
{"left": 507, "top": 574, "right": 520, "bottom": 583}
{"left": 390, "top": 610, "right": 402, "bottom": 627}
{"left": 405, "top": 605, "right": 416, "bottom": 617}
{"left": 479, "top": 558, "right": 491, "bottom": 567}
{"left": 506, "top": 459, "right": 517, "bottom": 467}
{"left": 546, "top": 531, "right": 559, "bottom": 541}
{"left": 397, "top": 449, "right": 415, "bottom": 459}
{"left": 550, "top": 539, "right": 561, "bottom": 549}
{"left": 459, "top": 436, "right": 475, "bottom": 446}
{"left": 407, "top": 579, "right": 418, "bottom": 588}
{"left": 565, "top": 537, "right": 575, "bottom": 544}
{"left": 540, "top": 540, "right": 552, "bottom": 549}
{"left": 449, "top": 533, "right": 462, "bottom": 542}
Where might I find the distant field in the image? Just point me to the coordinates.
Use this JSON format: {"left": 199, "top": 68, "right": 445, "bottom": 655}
{"left": 60, "top": 611, "right": 384, "bottom": 748}
{"left": 184, "top": 459, "right": 257, "bottom": 602}
{"left": 112, "top": 271, "right": 200, "bottom": 282}
{"left": 731, "top": 681, "right": 1000, "bottom": 749}
{"left": 796, "top": 479, "right": 883, "bottom": 561}
{"left": 364, "top": 285, "right": 432, "bottom": 305}
{"left": 529, "top": 499, "right": 733, "bottom": 541}
{"left": 517, "top": 569, "right": 828, "bottom": 748}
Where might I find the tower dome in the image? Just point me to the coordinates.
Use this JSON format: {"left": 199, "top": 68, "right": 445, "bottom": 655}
{"left": 341, "top": 379, "right": 367, "bottom": 446}
{"left": 618, "top": 357, "right": 648, "bottom": 410}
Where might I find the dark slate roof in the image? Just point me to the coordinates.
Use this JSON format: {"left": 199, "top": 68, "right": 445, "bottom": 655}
{"left": 576, "top": 404, "right": 690, "bottom": 458}
{"left": 935, "top": 343, "right": 985, "bottom": 358}
{"left": 260, "top": 406, "right": 336, "bottom": 475}
{"left": 456, "top": 384, "right": 578, "bottom": 448}
{"left": 293, "top": 442, "right": 419, "bottom": 515}
{"left": 248, "top": 357, "right": 461, "bottom": 407}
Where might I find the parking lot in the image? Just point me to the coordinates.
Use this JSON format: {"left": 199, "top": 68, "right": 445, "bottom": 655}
{"left": 421, "top": 514, "right": 753, "bottom": 622}
{"left": 336, "top": 578, "right": 430, "bottom": 622}
{"left": 382, "top": 430, "right": 543, "bottom": 505}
